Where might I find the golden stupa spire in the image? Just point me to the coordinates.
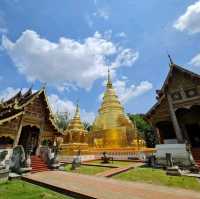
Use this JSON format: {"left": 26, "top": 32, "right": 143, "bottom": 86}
{"left": 107, "top": 68, "right": 113, "bottom": 88}
{"left": 66, "top": 101, "right": 85, "bottom": 131}
{"left": 62, "top": 100, "right": 88, "bottom": 149}
{"left": 74, "top": 101, "right": 80, "bottom": 118}
{"left": 98, "top": 68, "right": 123, "bottom": 115}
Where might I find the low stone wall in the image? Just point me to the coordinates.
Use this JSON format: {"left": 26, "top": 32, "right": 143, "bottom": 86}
{"left": 155, "top": 144, "right": 195, "bottom": 167}
{"left": 59, "top": 155, "right": 97, "bottom": 163}
{"left": 59, "top": 150, "right": 154, "bottom": 163}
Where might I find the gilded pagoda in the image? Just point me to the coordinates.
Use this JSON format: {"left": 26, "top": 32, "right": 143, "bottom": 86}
{"left": 89, "top": 70, "right": 145, "bottom": 150}
{"left": 60, "top": 103, "right": 89, "bottom": 155}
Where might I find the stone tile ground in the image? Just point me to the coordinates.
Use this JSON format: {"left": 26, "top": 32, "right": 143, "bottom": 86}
{"left": 23, "top": 171, "right": 200, "bottom": 199}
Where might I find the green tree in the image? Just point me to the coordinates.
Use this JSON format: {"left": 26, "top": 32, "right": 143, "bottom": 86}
{"left": 83, "top": 122, "right": 92, "bottom": 131}
{"left": 128, "top": 113, "right": 158, "bottom": 147}
{"left": 54, "top": 111, "right": 70, "bottom": 131}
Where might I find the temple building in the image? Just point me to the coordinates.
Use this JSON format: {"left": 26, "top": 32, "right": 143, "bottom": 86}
{"left": 0, "top": 86, "right": 60, "bottom": 155}
{"left": 146, "top": 60, "right": 200, "bottom": 162}
{"left": 60, "top": 103, "right": 89, "bottom": 155}
{"left": 89, "top": 70, "right": 145, "bottom": 150}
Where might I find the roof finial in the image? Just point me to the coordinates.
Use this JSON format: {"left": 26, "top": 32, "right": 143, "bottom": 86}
{"left": 168, "top": 54, "right": 174, "bottom": 65}
{"left": 107, "top": 67, "right": 112, "bottom": 88}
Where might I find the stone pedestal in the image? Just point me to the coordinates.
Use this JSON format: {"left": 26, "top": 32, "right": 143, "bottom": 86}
{"left": 0, "top": 168, "right": 9, "bottom": 183}
{"left": 166, "top": 166, "right": 182, "bottom": 176}
{"left": 155, "top": 144, "right": 195, "bottom": 167}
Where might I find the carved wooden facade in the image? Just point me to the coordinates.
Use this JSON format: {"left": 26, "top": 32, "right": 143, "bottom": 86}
{"left": 146, "top": 63, "right": 200, "bottom": 149}
{"left": 0, "top": 87, "right": 60, "bottom": 149}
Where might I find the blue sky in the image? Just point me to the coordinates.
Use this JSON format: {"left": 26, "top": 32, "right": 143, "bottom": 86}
{"left": 1, "top": 0, "right": 200, "bottom": 123}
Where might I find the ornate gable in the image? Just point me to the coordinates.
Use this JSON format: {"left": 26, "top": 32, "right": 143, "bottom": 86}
{"left": 146, "top": 63, "right": 200, "bottom": 122}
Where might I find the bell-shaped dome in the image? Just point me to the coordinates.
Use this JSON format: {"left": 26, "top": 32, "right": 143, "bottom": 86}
{"left": 92, "top": 69, "right": 135, "bottom": 132}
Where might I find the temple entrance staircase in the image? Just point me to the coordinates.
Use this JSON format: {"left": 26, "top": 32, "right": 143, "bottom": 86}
{"left": 31, "top": 156, "right": 49, "bottom": 173}
{"left": 192, "top": 148, "right": 200, "bottom": 169}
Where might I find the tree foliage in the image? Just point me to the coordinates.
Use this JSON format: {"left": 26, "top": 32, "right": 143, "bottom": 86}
{"left": 128, "top": 113, "right": 158, "bottom": 147}
{"left": 54, "top": 112, "right": 70, "bottom": 131}
{"left": 83, "top": 122, "right": 92, "bottom": 131}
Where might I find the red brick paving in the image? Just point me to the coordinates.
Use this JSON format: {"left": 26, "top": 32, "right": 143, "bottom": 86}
{"left": 95, "top": 165, "right": 134, "bottom": 177}
{"left": 24, "top": 171, "right": 200, "bottom": 199}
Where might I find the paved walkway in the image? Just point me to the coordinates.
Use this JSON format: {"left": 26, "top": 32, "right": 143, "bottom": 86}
{"left": 23, "top": 171, "right": 200, "bottom": 199}
{"left": 95, "top": 165, "right": 134, "bottom": 177}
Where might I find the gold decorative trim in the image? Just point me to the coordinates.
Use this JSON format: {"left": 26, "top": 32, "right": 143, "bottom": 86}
{"left": 0, "top": 111, "right": 24, "bottom": 125}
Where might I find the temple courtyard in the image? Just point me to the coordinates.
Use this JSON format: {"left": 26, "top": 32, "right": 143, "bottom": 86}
{"left": 19, "top": 170, "right": 200, "bottom": 199}
{"left": 1, "top": 161, "right": 200, "bottom": 199}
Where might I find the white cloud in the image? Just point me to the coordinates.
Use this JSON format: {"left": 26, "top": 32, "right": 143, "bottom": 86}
{"left": 111, "top": 49, "right": 139, "bottom": 68}
{"left": 48, "top": 94, "right": 75, "bottom": 115}
{"left": 116, "top": 32, "right": 127, "bottom": 38}
{"left": 81, "top": 110, "right": 95, "bottom": 124}
{"left": 189, "top": 53, "right": 200, "bottom": 67}
{"left": 93, "top": 8, "right": 110, "bottom": 20}
{"left": 99, "top": 80, "right": 153, "bottom": 104}
{"left": 0, "top": 87, "right": 29, "bottom": 101}
{"left": 114, "top": 80, "right": 153, "bottom": 104}
{"left": 0, "top": 28, "right": 8, "bottom": 34}
{"left": 2, "top": 30, "right": 139, "bottom": 91}
{"left": 174, "top": 1, "right": 200, "bottom": 34}
{"left": 48, "top": 94, "right": 95, "bottom": 123}
{"left": 121, "top": 76, "right": 128, "bottom": 80}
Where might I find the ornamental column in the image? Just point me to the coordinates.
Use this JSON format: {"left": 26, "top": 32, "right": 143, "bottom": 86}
{"left": 166, "top": 93, "right": 184, "bottom": 143}
{"left": 14, "top": 116, "right": 23, "bottom": 146}
{"left": 153, "top": 125, "right": 162, "bottom": 144}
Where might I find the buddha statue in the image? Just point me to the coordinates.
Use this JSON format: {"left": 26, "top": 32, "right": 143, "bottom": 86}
{"left": 89, "top": 69, "right": 141, "bottom": 149}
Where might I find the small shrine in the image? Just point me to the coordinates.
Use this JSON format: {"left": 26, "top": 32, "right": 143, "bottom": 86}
{"left": 60, "top": 103, "right": 89, "bottom": 155}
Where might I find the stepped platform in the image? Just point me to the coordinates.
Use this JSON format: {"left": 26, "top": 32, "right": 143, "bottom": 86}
{"left": 192, "top": 148, "right": 200, "bottom": 169}
{"left": 31, "top": 156, "right": 49, "bottom": 173}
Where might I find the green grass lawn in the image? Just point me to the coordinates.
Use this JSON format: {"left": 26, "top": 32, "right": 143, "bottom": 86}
{"left": 113, "top": 167, "right": 200, "bottom": 191}
{"left": 0, "top": 180, "right": 74, "bottom": 199}
{"left": 64, "top": 164, "right": 110, "bottom": 175}
{"left": 87, "top": 160, "right": 133, "bottom": 167}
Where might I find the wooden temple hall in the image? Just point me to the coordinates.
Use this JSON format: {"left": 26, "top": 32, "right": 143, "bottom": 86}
{"left": 0, "top": 86, "right": 60, "bottom": 154}
{"left": 146, "top": 59, "right": 200, "bottom": 159}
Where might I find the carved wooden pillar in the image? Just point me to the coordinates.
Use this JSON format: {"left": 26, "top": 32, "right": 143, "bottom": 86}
{"left": 166, "top": 93, "right": 184, "bottom": 143}
{"left": 154, "top": 126, "right": 162, "bottom": 144}
{"left": 36, "top": 120, "right": 44, "bottom": 156}
{"left": 14, "top": 116, "right": 23, "bottom": 146}
{"left": 180, "top": 123, "right": 190, "bottom": 143}
{"left": 151, "top": 122, "right": 162, "bottom": 144}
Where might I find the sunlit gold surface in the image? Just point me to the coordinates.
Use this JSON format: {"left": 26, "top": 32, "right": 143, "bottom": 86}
{"left": 60, "top": 104, "right": 89, "bottom": 155}
{"left": 89, "top": 69, "right": 145, "bottom": 149}
{"left": 60, "top": 70, "right": 149, "bottom": 156}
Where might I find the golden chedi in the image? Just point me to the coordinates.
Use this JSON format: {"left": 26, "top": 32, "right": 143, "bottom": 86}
{"left": 89, "top": 69, "right": 144, "bottom": 149}
{"left": 60, "top": 103, "right": 89, "bottom": 155}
